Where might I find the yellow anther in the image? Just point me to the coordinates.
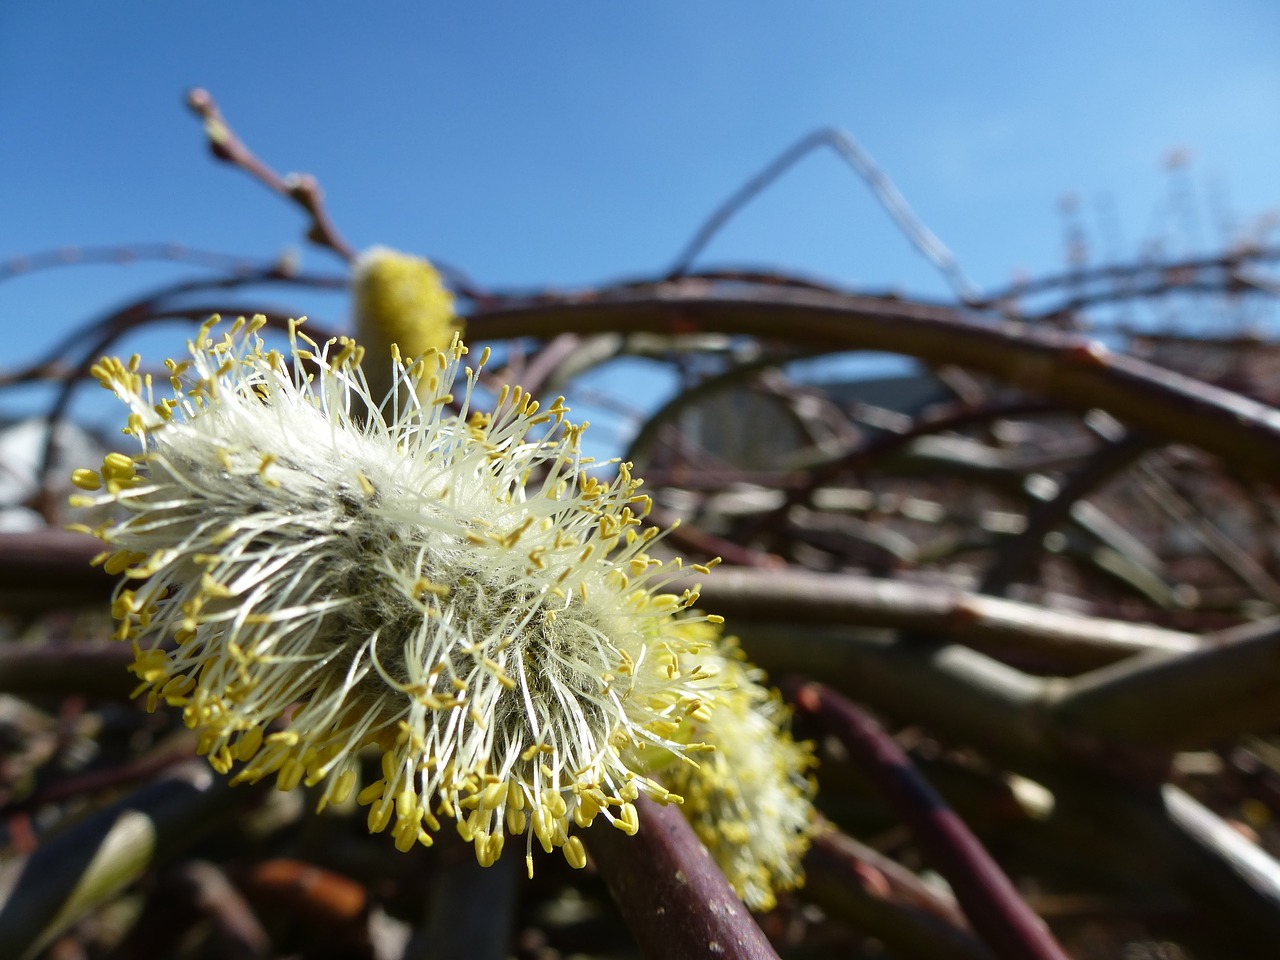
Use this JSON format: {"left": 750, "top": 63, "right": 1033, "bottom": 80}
{"left": 506, "top": 807, "right": 527, "bottom": 835}
{"left": 614, "top": 802, "right": 639, "bottom": 836}
{"left": 357, "top": 779, "right": 388, "bottom": 806}
{"left": 101, "top": 452, "right": 136, "bottom": 482}
{"left": 71, "top": 468, "right": 102, "bottom": 491}
{"left": 508, "top": 782, "right": 526, "bottom": 811}
{"left": 368, "top": 794, "right": 395, "bottom": 833}
{"left": 531, "top": 809, "right": 555, "bottom": 853}
{"left": 563, "top": 835, "right": 587, "bottom": 869}
{"left": 233, "top": 727, "right": 264, "bottom": 762}
{"left": 277, "top": 758, "right": 306, "bottom": 791}
{"left": 481, "top": 780, "right": 506, "bottom": 810}
{"left": 541, "top": 790, "right": 568, "bottom": 820}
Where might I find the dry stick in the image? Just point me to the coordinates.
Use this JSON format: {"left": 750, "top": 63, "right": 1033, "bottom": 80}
{"left": 731, "top": 582, "right": 1280, "bottom": 759}
{"left": 467, "top": 284, "right": 1280, "bottom": 477}
{"left": 980, "top": 432, "right": 1154, "bottom": 596}
{"left": 16, "top": 264, "right": 342, "bottom": 388}
{"left": 666, "top": 127, "right": 978, "bottom": 303}
{"left": 404, "top": 831, "right": 519, "bottom": 960}
{"left": 1160, "top": 785, "right": 1280, "bottom": 947}
{"left": 231, "top": 859, "right": 377, "bottom": 958}
{"left": 506, "top": 332, "right": 585, "bottom": 397}
{"left": 0, "top": 761, "right": 250, "bottom": 960}
{"left": 1, "top": 734, "right": 196, "bottom": 817}
{"left": 729, "top": 581, "right": 1280, "bottom": 759}
{"left": 803, "top": 825, "right": 996, "bottom": 960}
{"left": 785, "top": 680, "right": 1071, "bottom": 960}
{"left": 0, "top": 529, "right": 1196, "bottom": 668}
{"left": 1041, "top": 779, "right": 1280, "bottom": 948}
{"left": 0, "top": 642, "right": 138, "bottom": 698}
{"left": 788, "top": 660, "right": 1280, "bottom": 946}
{"left": 168, "top": 861, "right": 271, "bottom": 960}
{"left": 0, "top": 243, "right": 264, "bottom": 285}
{"left": 185, "top": 88, "right": 356, "bottom": 263}
{"left": 738, "top": 398, "right": 1062, "bottom": 543}
{"left": 976, "top": 245, "right": 1280, "bottom": 308}
{"left": 0, "top": 530, "right": 116, "bottom": 612}
{"left": 1045, "top": 616, "right": 1280, "bottom": 751}
{"left": 682, "top": 566, "right": 1199, "bottom": 670}
{"left": 588, "top": 796, "right": 781, "bottom": 960}
{"left": 1132, "top": 458, "right": 1280, "bottom": 606}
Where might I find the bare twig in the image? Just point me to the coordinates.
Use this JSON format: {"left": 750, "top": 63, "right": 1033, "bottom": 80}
{"left": 0, "top": 761, "right": 250, "bottom": 960}
{"left": 233, "top": 859, "right": 381, "bottom": 960}
{"left": 682, "top": 565, "right": 1199, "bottom": 669}
{"left": 0, "top": 530, "right": 115, "bottom": 611}
{"left": 738, "top": 398, "right": 1061, "bottom": 543}
{"left": 0, "top": 643, "right": 138, "bottom": 699}
{"left": 980, "top": 432, "right": 1154, "bottom": 596}
{"left": 0, "top": 243, "right": 262, "bottom": 285}
{"left": 785, "top": 680, "right": 1071, "bottom": 960}
{"left": 467, "top": 282, "right": 1280, "bottom": 477}
{"left": 588, "top": 795, "right": 781, "bottom": 960}
{"left": 185, "top": 88, "right": 356, "bottom": 263}
{"left": 1046, "top": 616, "right": 1280, "bottom": 751}
{"left": 667, "top": 127, "right": 978, "bottom": 303}
{"left": 172, "top": 861, "right": 271, "bottom": 960}
{"left": 803, "top": 824, "right": 996, "bottom": 960}
{"left": 1132, "top": 458, "right": 1280, "bottom": 605}
{"left": 1041, "top": 778, "right": 1280, "bottom": 947}
{"left": 403, "top": 831, "right": 518, "bottom": 960}
{"left": 975, "top": 245, "right": 1280, "bottom": 310}
{"left": 1, "top": 734, "right": 196, "bottom": 817}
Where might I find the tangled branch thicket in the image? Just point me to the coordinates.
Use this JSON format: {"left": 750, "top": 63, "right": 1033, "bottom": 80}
{"left": 1, "top": 93, "right": 1280, "bottom": 960}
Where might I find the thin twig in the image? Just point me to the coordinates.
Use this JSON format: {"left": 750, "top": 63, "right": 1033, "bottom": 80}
{"left": 0, "top": 243, "right": 262, "bottom": 285}
{"left": 980, "top": 432, "right": 1154, "bottom": 596}
{"left": 1132, "top": 457, "right": 1280, "bottom": 605}
{"left": 0, "top": 530, "right": 115, "bottom": 611}
{"left": 803, "top": 824, "right": 996, "bottom": 960}
{"left": 1, "top": 733, "right": 196, "bottom": 817}
{"left": 784, "top": 680, "right": 1070, "bottom": 960}
{"left": 666, "top": 127, "right": 978, "bottom": 303}
{"left": 738, "top": 399, "right": 1061, "bottom": 543}
{"left": 975, "top": 245, "right": 1280, "bottom": 309}
{"left": 185, "top": 88, "right": 356, "bottom": 263}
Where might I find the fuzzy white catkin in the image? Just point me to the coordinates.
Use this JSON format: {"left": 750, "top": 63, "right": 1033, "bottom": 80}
{"left": 74, "top": 315, "right": 724, "bottom": 874}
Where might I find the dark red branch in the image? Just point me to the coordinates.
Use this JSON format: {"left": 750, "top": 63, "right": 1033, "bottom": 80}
{"left": 186, "top": 88, "right": 355, "bottom": 263}
{"left": 588, "top": 795, "right": 781, "bottom": 960}
{"left": 468, "top": 284, "right": 1280, "bottom": 478}
{"left": 784, "top": 680, "right": 1071, "bottom": 960}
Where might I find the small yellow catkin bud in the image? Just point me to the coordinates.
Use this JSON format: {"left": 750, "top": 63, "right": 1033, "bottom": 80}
{"left": 352, "top": 247, "right": 461, "bottom": 404}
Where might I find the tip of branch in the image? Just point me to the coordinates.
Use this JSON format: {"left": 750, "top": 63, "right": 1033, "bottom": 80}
{"left": 185, "top": 88, "right": 214, "bottom": 116}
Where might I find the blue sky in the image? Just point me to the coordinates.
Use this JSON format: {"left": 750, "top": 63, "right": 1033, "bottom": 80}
{"left": 2, "top": 2, "right": 1279, "bottom": 441}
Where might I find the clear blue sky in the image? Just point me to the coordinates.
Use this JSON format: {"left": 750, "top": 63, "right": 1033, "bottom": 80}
{"left": 2, "top": 2, "right": 1279, "bottom": 438}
